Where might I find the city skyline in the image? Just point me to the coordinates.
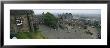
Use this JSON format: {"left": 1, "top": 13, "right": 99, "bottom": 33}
{"left": 33, "top": 9, "right": 101, "bottom": 15}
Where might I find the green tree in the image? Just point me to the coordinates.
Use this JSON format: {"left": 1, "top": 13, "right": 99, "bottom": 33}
{"left": 43, "top": 12, "right": 58, "bottom": 29}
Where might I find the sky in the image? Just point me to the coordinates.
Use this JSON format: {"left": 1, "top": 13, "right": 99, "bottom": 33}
{"left": 33, "top": 9, "right": 101, "bottom": 15}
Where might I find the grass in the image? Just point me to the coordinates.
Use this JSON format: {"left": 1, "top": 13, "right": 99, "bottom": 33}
{"left": 16, "top": 30, "right": 47, "bottom": 39}
{"left": 16, "top": 32, "right": 31, "bottom": 39}
{"left": 31, "top": 31, "right": 47, "bottom": 39}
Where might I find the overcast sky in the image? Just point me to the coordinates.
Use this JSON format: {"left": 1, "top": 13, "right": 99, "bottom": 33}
{"left": 33, "top": 9, "right": 101, "bottom": 15}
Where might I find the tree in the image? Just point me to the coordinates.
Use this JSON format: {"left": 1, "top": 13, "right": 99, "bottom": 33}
{"left": 43, "top": 12, "right": 58, "bottom": 29}
{"left": 10, "top": 10, "right": 34, "bottom": 15}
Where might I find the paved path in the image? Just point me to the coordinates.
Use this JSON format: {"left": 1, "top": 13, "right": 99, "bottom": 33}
{"left": 39, "top": 25, "right": 98, "bottom": 39}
